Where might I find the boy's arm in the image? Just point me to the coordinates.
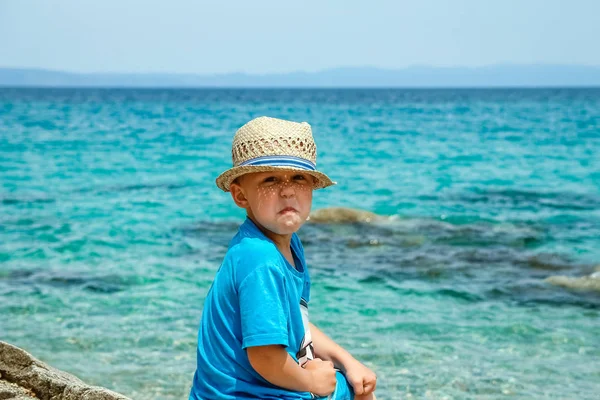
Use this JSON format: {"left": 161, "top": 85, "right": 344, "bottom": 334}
{"left": 246, "top": 344, "right": 336, "bottom": 397}
{"left": 237, "top": 263, "right": 337, "bottom": 396}
{"left": 309, "top": 322, "right": 377, "bottom": 396}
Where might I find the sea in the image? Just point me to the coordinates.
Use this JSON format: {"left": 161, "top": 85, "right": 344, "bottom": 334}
{"left": 1, "top": 88, "right": 599, "bottom": 399}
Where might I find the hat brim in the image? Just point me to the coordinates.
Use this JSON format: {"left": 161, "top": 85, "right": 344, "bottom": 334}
{"left": 216, "top": 165, "right": 336, "bottom": 192}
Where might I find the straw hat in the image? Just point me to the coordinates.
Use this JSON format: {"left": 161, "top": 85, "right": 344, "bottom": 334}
{"left": 216, "top": 116, "right": 335, "bottom": 192}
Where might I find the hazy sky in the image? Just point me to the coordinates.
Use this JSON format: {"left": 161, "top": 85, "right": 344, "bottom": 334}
{"left": 1, "top": 0, "right": 599, "bottom": 74}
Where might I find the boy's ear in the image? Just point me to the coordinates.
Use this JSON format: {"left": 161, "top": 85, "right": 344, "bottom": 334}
{"left": 230, "top": 182, "right": 249, "bottom": 209}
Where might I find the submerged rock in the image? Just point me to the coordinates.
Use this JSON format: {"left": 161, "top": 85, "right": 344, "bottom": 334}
{"left": 0, "top": 341, "right": 130, "bottom": 400}
{"left": 308, "top": 207, "right": 380, "bottom": 223}
{"left": 545, "top": 274, "right": 600, "bottom": 293}
{"left": 526, "top": 254, "right": 573, "bottom": 271}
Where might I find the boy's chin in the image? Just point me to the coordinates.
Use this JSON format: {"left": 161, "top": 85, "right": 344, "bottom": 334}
{"left": 264, "top": 218, "right": 305, "bottom": 236}
{"left": 268, "top": 223, "right": 303, "bottom": 236}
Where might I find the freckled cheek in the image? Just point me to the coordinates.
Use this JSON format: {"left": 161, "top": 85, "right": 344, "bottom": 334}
{"left": 297, "top": 188, "right": 313, "bottom": 208}
{"left": 256, "top": 187, "right": 278, "bottom": 200}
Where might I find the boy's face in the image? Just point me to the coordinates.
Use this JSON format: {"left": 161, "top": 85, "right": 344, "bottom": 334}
{"left": 230, "top": 170, "right": 314, "bottom": 236}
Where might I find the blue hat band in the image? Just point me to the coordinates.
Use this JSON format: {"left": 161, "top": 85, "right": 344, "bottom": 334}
{"left": 238, "top": 155, "right": 316, "bottom": 171}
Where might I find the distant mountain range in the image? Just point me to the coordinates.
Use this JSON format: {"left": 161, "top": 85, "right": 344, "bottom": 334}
{"left": 1, "top": 65, "right": 600, "bottom": 87}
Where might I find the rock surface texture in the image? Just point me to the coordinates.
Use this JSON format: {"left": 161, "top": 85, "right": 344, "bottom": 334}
{"left": 0, "top": 341, "right": 131, "bottom": 400}
{"left": 308, "top": 207, "right": 380, "bottom": 223}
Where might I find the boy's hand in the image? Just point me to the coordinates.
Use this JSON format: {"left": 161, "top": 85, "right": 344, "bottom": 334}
{"left": 344, "top": 359, "right": 377, "bottom": 396}
{"left": 303, "top": 358, "right": 337, "bottom": 397}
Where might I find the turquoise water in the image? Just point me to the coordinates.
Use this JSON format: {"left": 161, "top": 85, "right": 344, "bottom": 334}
{"left": 1, "top": 88, "right": 600, "bottom": 399}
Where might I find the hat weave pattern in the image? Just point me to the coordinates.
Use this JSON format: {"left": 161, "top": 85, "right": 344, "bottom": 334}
{"left": 215, "top": 116, "right": 335, "bottom": 192}
{"left": 231, "top": 118, "right": 317, "bottom": 165}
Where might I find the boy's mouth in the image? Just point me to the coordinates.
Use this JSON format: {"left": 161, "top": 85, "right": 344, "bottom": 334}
{"left": 279, "top": 207, "right": 297, "bottom": 214}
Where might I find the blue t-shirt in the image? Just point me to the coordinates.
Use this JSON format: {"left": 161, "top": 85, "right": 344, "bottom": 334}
{"left": 189, "top": 218, "right": 314, "bottom": 400}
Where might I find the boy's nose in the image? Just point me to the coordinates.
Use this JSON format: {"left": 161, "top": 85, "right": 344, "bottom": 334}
{"left": 279, "top": 182, "right": 296, "bottom": 198}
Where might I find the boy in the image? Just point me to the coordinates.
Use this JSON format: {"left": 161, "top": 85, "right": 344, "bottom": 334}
{"left": 189, "top": 116, "right": 377, "bottom": 399}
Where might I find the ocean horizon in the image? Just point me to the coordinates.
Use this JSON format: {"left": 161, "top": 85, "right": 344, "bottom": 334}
{"left": 2, "top": 64, "right": 600, "bottom": 87}
{"left": 1, "top": 87, "right": 599, "bottom": 399}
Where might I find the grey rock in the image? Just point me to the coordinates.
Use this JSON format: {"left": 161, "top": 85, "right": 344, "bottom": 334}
{"left": 308, "top": 207, "right": 380, "bottom": 224}
{"left": 0, "top": 378, "right": 38, "bottom": 399}
{"left": 0, "top": 341, "right": 131, "bottom": 400}
{"left": 545, "top": 274, "right": 600, "bottom": 292}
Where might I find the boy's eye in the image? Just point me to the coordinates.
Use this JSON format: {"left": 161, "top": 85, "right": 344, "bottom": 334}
{"left": 293, "top": 174, "right": 306, "bottom": 181}
{"left": 263, "top": 176, "right": 276, "bottom": 183}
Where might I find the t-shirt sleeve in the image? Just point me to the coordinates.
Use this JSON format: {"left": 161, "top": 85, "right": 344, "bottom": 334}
{"left": 238, "top": 263, "right": 289, "bottom": 349}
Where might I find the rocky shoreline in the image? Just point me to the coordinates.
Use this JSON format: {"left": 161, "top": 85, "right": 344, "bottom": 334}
{"left": 0, "top": 341, "right": 130, "bottom": 400}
